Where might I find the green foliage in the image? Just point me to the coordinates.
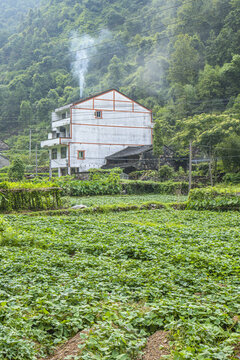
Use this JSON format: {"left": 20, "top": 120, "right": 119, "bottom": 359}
{"left": 8, "top": 158, "right": 25, "bottom": 181}
{"left": 216, "top": 135, "right": 240, "bottom": 172}
{"left": 153, "top": 120, "right": 164, "bottom": 156}
{"left": 1, "top": 0, "right": 240, "bottom": 142}
{"left": 187, "top": 185, "right": 240, "bottom": 210}
{"left": 0, "top": 181, "right": 62, "bottom": 211}
{"left": 18, "top": 100, "right": 33, "bottom": 127}
{"left": 88, "top": 167, "right": 123, "bottom": 181}
{"left": 122, "top": 180, "right": 188, "bottom": 195}
{"left": 158, "top": 165, "right": 174, "bottom": 181}
{"left": 0, "top": 207, "right": 238, "bottom": 358}
{"left": 0, "top": 217, "right": 19, "bottom": 246}
{"left": 168, "top": 34, "right": 201, "bottom": 86}
{"left": 128, "top": 170, "right": 159, "bottom": 181}
{"left": 223, "top": 172, "right": 240, "bottom": 184}
{"left": 58, "top": 173, "right": 121, "bottom": 196}
{"left": 177, "top": 166, "right": 186, "bottom": 177}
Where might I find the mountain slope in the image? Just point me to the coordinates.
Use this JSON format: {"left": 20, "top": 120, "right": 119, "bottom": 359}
{"left": 0, "top": 0, "right": 239, "bottom": 144}
{"left": 0, "top": 0, "right": 42, "bottom": 35}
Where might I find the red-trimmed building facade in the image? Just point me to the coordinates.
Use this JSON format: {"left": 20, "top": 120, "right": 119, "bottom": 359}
{"left": 41, "top": 89, "right": 153, "bottom": 176}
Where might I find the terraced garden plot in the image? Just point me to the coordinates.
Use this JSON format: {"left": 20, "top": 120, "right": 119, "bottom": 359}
{"left": 70, "top": 194, "right": 187, "bottom": 207}
{"left": 0, "top": 209, "right": 239, "bottom": 359}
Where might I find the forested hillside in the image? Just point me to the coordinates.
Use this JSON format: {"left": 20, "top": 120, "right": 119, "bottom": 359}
{"left": 0, "top": 0, "right": 41, "bottom": 38}
{"left": 0, "top": 0, "right": 240, "bottom": 166}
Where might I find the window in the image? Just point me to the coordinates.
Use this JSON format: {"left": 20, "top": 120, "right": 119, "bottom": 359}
{"left": 77, "top": 150, "right": 85, "bottom": 160}
{"left": 95, "top": 110, "right": 102, "bottom": 118}
{"left": 62, "top": 112, "right": 66, "bottom": 119}
{"left": 52, "top": 148, "right": 57, "bottom": 160}
{"left": 61, "top": 147, "right": 67, "bottom": 159}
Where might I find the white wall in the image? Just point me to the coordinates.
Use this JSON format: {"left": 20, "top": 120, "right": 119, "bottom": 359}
{"left": 46, "top": 90, "right": 152, "bottom": 172}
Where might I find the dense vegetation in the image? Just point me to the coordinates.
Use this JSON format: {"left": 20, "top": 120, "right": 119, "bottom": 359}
{"left": 0, "top": 181, "right": 62, "bottom": 211}
{"left": 0, "top": 0, "right": 41, "bottom": 34}
{"left": 1, "top": 0, "right": 240, "bottom": 172}
{"left": 0, "top": 208, "right": 239, "bottom": 359}
{"left": 188, "top": 185, "right": 240, "bottom": 210}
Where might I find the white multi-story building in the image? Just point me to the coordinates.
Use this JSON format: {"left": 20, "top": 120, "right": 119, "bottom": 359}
{"left": 41, "top": 89, "right": 153, "bottom": 176}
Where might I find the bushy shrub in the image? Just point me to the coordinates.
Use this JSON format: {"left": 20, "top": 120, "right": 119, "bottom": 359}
{"left": 197, "top": 163, "right": 209, "bottom": 176}
{"left": 129, "top": 170, "right": 159, "bottom": 181}
{"left": 177, "top": 166, "right": 186, "bottom": 177}
{"left": 0, "top": 181, "right": 62, "bottom": 211}
{"left": 0, "top": 217, "right": 19, "bottom": 246}
{"left": 158, "top": 165, "right": 175, "bottom": 181}
{"left": 122, "top": 180, "right": 188, "bottom": 195}
{"left": 60, "top": 172, "right": 121, "bottom": 196}
{"left": 187, "top": 186, "right": 240, "bottom": 210}
{"left": 8, "top": 158, "right": 25, "bottom": 181}
{"left": 223, "top": 172, "right": 240, "bottom": 184}
{"left": 88, "top": 168, "right": 122, "bottom": 181}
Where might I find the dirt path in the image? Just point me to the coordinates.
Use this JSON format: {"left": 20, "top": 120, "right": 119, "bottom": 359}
{"left": 138, "top": 331, "right": 170, "bottom": 360}
{"left": 40, "top": 330, "right": 170, "bottom": 360}
{"left": 39, "top": 330, "right": 90, "bottom": 360}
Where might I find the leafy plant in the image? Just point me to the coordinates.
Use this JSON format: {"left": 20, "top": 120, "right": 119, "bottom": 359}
{"left": 158, "top": 165, "right": 175, "bottom": 181}
{"left": 8, "top": 158, "right": 25, "bottom": 181}
{"left": 0, "top": 205, "right": 238, "bottom": 358}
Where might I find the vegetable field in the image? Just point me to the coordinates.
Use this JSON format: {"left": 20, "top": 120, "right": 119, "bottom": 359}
{"left": 70, "top": 194, "right": 187, "bottom": 207}
{"left": 1, "top": 208, "right": 239, "bottom": 359}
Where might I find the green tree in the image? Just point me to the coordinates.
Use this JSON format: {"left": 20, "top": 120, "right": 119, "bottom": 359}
{"left": 105, "top": 56, "right": 126, "bottom": 89}
{"left": 8, "top": 158, "right": 25, "bottom": 181}
{"left": 153, "top": 120, "right": 164, "bottom": 156}
{"left": 216, "top": 134, "right": 240, "bottom": 172}
{"left": 168, "top": 34, "right": 201, "bottom": 85}
{"left": 18, "top": 100, "right": 33, "bottom": 127}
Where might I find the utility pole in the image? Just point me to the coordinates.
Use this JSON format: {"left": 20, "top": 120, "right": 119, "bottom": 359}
{"left": 209, "top": 147, "right": 213, "bottom": 187}
{"left": 189, "top": 140, "right": 193, "bottom": 193}
{"left": 29, "top": 129, "right": 32, "bottom": 159}
{"left": 35, "top": 144, "right": 38, "bottom": 176}
{"left": 49, "top": 150, "right": 52, "bottom": 180}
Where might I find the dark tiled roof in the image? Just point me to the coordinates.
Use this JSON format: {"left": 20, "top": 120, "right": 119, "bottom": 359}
{"left": 106, "top": 145, "right": 153, "bottom": 160}
{"left": 0, "top": 141, "right": 9, "bottom": 151}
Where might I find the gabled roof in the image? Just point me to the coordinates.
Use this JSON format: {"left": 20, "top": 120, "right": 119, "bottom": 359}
{"left": 106, "top": 145, "right": 153, "bottom": 160}
{"left": 0, "top": 140, "right": 9, "bottom": 151}
{"left": 72, "top": 89, "right": 152, "bottom": 112}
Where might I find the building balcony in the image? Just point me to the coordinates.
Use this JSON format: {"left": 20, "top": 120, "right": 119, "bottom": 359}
{"left": 41, "top": 137, "right": 71, "bottom": 148}
{"left": 51, "top": 159, "right": 68, "bottom": 168}
{"left": 52, "top": 117, "right": 70, "bottom": 127}
{"left": 41, "top": 138, "right": 61, "bottom": 148}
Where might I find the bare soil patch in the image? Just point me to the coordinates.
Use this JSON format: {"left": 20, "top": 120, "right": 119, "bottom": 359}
{"left": 40, "top": 329, "right": 170, "bottom": 360}
{"left": 39, "top": 330, "right": 90, "bottom": 360}
{"left": 138, "top": 331, "right": 170, "bottom": 360}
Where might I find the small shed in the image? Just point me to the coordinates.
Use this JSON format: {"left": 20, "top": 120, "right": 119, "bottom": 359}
{"left": 103, "top": 145, "right": 176, "bottom": 173}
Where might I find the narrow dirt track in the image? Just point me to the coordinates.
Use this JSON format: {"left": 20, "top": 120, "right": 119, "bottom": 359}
{"left": 40, "top": 330, "right": 170, "bottom": 360}
{"left": 137, "top": 331, "right": 170, "bottom": 360}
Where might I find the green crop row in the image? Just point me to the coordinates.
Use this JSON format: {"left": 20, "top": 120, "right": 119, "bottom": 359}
{"left": 122, "top": 180, "right": 189, "bottom": 195}
{"left": 187, "top": 186, "right": 240, "bottom": 210}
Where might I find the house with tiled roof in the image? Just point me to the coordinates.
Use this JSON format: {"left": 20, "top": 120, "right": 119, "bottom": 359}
{"left": 41, "top": 89, "right": 153, "bottom": 176}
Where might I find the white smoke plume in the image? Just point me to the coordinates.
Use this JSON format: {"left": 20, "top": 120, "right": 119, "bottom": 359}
{"left": 70, "top": 30, "right": 112, "bottom": 98}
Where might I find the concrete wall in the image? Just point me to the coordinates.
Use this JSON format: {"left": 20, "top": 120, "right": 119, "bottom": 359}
{"left": 0, "top": 155, "right": 10, "bottom": 168}
{"left": 43, "top": 90, "right": 152, "bottom": 173}
{"left": 69, "top": 90, "right": 152, "bottom": 171}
